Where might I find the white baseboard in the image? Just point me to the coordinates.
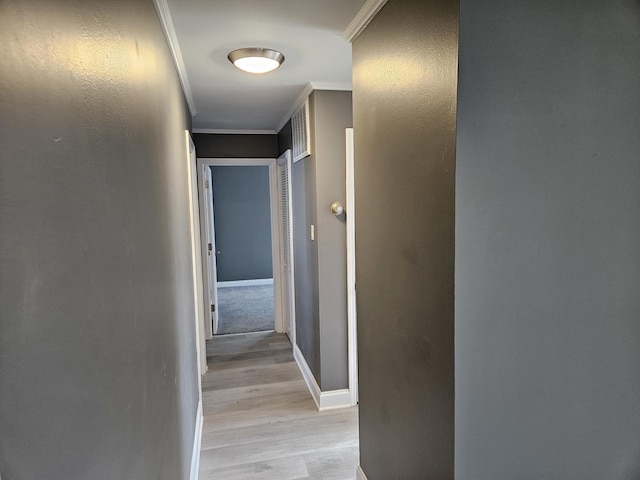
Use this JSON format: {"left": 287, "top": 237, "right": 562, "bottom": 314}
{"left": 293, "top": 344, "right": 353, "bottom": 411}
{"left": 217, "top": 278, "right": 273, "bottom": 288}
{"left": 189, "top": 400, "right": 203, "bottom": 480}
{"left": 293, "top": 344, "right": 321, "bottom": 408}
{"left": 320, "top": 388, "right": 351, "bottom": 410}
{"left": 356, "top": 465, "right": 368, "bottom": 480}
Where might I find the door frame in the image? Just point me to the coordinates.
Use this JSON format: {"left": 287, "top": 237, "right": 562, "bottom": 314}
{"left": 185, "top": 132, "right": 208, "bottom": 375}
{"left": 196, "top": 157, "right": 285, "bottom": 335}
{"left": 346, "top": 128, "right": 358, "bottom": 405}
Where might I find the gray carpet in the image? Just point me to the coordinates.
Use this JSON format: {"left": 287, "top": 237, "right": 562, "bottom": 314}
{"left": 217, "top": 284, "right": 275, "bottom": 335}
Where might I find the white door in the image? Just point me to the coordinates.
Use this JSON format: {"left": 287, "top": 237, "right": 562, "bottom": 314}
{"left": 202, "top": 165, "right": 220, "bottom": 335}
{"left": 277, "top": 150, "right": 295, "bottom": 343}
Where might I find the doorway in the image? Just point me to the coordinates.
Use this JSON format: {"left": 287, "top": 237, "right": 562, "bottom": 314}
{"left": 212, "top": 164, "right": 274, "bottom": 334}
{"left": 197, "top": 157, "right": 292, "bottom": 339}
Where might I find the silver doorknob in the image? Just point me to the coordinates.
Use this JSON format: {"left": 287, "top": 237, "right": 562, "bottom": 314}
{"left": 330, "top": 202, "right": 344, "bottom": 216}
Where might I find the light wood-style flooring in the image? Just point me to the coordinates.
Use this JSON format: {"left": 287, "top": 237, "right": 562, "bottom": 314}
{"left": 198, "top": 331, "right": 359, "bottom": 480}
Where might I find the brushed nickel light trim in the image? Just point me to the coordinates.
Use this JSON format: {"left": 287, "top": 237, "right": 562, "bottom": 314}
{"left": 227, "top": 47, "right": 285, "bottom": 74}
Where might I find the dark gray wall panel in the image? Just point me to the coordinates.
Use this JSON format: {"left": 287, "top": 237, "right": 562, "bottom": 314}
{"left": 292, "top": 156, "right": 321, "bottom": 383}
{"left": 211, "top": 166, "right": 273, "bottom": 281}
{"left": 277, "top": 120, "right": 293, "bottom": 157}
{"left": 194, "top": 133, "right": 278, "bottom": 158}
{"left": 352, "top": 0, "right": 459, "bottom": 477}
{"left": 455, "top": 1, "right": 640, "bottom": 479}
{"left": 0, "top": 1, "right": 198, "bottom": 479}
{"left": 314, "top": 90, "right": 352, "bottom": 391}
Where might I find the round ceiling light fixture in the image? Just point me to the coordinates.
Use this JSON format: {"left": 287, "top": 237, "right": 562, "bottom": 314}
{"left": 227, "top": 47, "right": 285, "bottom": 74}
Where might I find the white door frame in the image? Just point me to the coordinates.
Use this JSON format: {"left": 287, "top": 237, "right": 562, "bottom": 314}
{"left": 196, "top": 157, "right": 285, "bottom": 335}
{"left": 185, "top": 132, "right": 208, "bottom": 375}
{"left": 346, "top": 128, "right": 358, "bottom": 405}
{"left": 277, "top": 150, "right": 296, "bottom": 346}
{"left": 185, "top": 131, "right": 205, "bottom": 480}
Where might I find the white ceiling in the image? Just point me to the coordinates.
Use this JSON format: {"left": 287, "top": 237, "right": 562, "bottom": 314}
{"left": 164, "top": 0, "right": 367, "bottom": 131}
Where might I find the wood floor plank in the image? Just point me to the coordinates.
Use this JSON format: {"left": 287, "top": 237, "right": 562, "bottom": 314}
{"left": 199, "top": 456, "right": 309, "bottom": 480}
{"left": 199, "top": 332, "right": 359, "bottom": 479}
{"left": 202, "top": 361, "right": 303, "bottom": 391}
{"left": 202, "top": 410, "right": 357, "bottom": 450}
{"left": 202, "top": 379, "right": 305, "bottom": 405}
{"left": 303, "top": 445, "right": 360, "bottom": 480}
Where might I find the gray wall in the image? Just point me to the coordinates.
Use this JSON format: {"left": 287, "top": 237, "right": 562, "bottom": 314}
{"left": 352, "top": 0, "right": 459, "bottom": 478}
{"left": 282, "top": 91, "right": 352, "bottom": 391}
{"left": 277, "top": 119, "right": 293, "bottom": 157}
{"left": 313, "top": 91, "right": 352, "bottom": 391}
{"left": 292, "top": 151, "right": 321, "bottom": 381}
{"left": 455, "top": 1, "right": 640, "bottom": 479}
{"left": 211, "top": 166, "right": 273, "bottom": 281}
{"left": 0, "top": 1, "right": 199, "bottom": 479}
{"left": 278, "top": 124, "right": 321, "bottom": 373}
{"left": 194, "top": 133, "right": 277, "bottom": 158}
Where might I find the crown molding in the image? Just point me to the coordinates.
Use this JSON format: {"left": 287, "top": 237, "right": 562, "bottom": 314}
{"left": 275, "top": 82, "right": 314, "bottom": 133}
{"left": 153, "top": 0, "right": 197, "bottom": 115}
{"left": 343, "top": 0, "right": 389, "bottom": 43}
{"left": 274, "top": 81, "right": 353, "bottom": 133}
{"left": 192, "top": 128, "right": 277, "bottom": 135}
{"left": 310, "top": 81, "right": 352, "bottom": 91}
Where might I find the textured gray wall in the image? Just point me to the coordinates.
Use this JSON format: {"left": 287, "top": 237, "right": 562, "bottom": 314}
{"left": 280, "top": 116, "right": 322, "bottom": 381}
{"left": 352, "top": 0, "right": 459, "bottom": 478}
{"left": 211, "top": 166, "right": 273, "bottom": 281}
{"left": 313, "top": 91, "right": 352, "bottom": 391}
{"left": 0, "top": 1, "right": 199, "bottom": 479}
{"left": 292, "top": 148, "right": 321, "bottom": 383}
{"left": 284, "top": 91, "right": 353, "bottom": 391}
{"left": 194, "top": 133, "right": 277, "bottom": 158}
{"left": 455, "top": 1, "right": 640, "bottom": 479}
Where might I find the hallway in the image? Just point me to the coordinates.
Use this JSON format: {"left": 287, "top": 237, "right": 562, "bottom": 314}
{"left": 198, "top": 332, "right": 359, "bottom": 479}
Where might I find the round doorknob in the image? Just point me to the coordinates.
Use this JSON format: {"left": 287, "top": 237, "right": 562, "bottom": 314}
{"left": 330, "top": 202, "right": 344, "bottom": 216}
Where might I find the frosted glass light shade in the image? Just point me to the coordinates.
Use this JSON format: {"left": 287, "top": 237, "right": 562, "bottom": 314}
{"left": 228, "top": 48, "right": 285, "bottom": 74}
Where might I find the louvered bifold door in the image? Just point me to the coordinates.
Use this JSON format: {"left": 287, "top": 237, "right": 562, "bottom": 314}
{"left": 278, "top": 150, "right": 295, "bottom": 340}
{"left": 280, "top": 163, "right": 291, "bottom": 273}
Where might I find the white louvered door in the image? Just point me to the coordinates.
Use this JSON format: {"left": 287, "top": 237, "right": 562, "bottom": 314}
{"left": 277, "top": 150, "right": 295, "bottom": 342}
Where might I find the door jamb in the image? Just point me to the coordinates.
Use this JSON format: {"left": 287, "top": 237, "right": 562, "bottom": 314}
{"left": 346, "top": 128, "right": 358, "bottom": 405}
{"left": 185, "top": 131, "right": 207, "bottom": 378}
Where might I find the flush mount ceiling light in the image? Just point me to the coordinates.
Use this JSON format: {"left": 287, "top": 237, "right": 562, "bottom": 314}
{"left": 227, "top": 47, "right": 285, "bottom": 74}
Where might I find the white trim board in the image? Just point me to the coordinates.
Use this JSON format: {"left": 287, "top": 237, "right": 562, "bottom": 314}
{"left": 356, "top": 465, "right": 369, "bottom": 480}
{"left": 217, "top": 279, "right": 274, "bottom": 288}
{"left": 346, "top": 128, "right": 358, "bottom": 406}
{"left": 189, "top": 400, "right": 203, "bottom": 480}
{"left": 207, "top": 158, "right": 275, "bottom": 167}
{"left": 293, "top": 345, "right": 352, "bottom": 411}
{"left": 185, "top": 131, "right": 208, "bottom": 374}
{"left": 152, "top": 0, "right": 197, "bottom": 115}
{"left": 310, "top": 81, "right": 352, "bottom": 92}
{"left": 192, "top": 129, "right": 277, "bottom": 135}
{"left": 343, "top": 0, "right": 390, "bottom": 43}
